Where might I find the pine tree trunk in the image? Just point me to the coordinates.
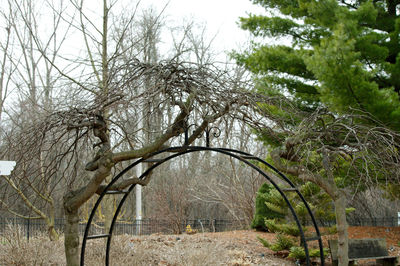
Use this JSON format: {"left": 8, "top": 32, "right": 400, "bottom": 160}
{"left": 334, "top": 194, "right": 349, "bottom": 266}
{"left": 64, "top": 208, "right": 80, "bottom": 266}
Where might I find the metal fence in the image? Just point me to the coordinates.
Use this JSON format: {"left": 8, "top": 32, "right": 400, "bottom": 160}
{"left": 0, "top": 217, "right": 247, "bottom": 239}
{"left": 1, "top": 216, "right": 398, "bottom": 240}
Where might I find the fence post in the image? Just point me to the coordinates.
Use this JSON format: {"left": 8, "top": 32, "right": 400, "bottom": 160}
{"left": 197, "top": 219, "right": 204, "bottom": 233}
{"left": 26, "top": 218, "right": 30, "bottom": 242}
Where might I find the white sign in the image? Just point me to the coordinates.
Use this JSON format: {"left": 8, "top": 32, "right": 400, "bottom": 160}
{"left": 0, "top": 161, "right": 16, "bottom": 175}
{"left": 398, "top": 212, "right": 400, "bottom": 226}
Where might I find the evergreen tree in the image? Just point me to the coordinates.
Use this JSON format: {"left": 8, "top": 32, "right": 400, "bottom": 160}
{"left": 236, "top": 0, "right": 400, "bottom": 130}
{"left": 236, "top": 1, "right": 400, "bottom": 265}
{"left": 253, "top": 182, "right": 336, "bottom": 231}
{"left": 251, "top": 183, "right": 285, "bottom": 231}
{"left": 255, "top": 183, "right": 333, "bottom": 262}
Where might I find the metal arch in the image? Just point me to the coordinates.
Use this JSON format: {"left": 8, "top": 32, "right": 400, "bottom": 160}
{"left": 81, "top": 146, "right": 325, "bottom": 266}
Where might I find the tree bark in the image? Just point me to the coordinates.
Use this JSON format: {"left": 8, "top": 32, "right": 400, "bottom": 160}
{"left": 48, "top": 224, "right": 59, "bottom": 241}
{"left": 64, "top": 203, "right": 80, "bottom": 266}
{"left": 334, "top": 193, "right": 349, "bottom": 266}
{"left": 46, "top": 210, "right": 59, "bottom": 241}
{"left": 48, "top": 198, "right": 59, "bottom": 241}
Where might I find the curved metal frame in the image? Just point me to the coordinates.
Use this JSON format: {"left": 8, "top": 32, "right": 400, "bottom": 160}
{"left": 81, "top": 146, "right": 325, "bottom": 266}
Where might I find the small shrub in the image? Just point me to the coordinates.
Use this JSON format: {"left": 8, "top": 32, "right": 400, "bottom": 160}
{"left": 309, "top": 248, "right": 330, "bottom": 258}
{"left": 288, "top": 246, "right": 306, "bottom": 260}
{"left": 257, "top": 236, "right": 271, "bottom": 248}
{"left": 288, "top": 246, "right": 330, "bottom": 260}
{"left": 281, "top": 223, "right": 302, "bottom": 237}
{"left": 264, "top": 219, "right": 306, "bottom": 237}
{"left": 264, "top": 219, "right": 281, "bottom": 233}
{"left": 270, "top": 233, "right": 295, "bottom": 252}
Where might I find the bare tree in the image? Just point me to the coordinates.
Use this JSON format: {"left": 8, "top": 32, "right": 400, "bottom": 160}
{"left": 0, "top": 3, "right": 15, "bottom": 123}
{"left": 12, "top": 1, "right": 260, "bottom": 263}
{"left": 147, "top": 167, "right": 193, "bottom": 234}
{"left": 0, "top": 0, "right": 75, "bottom": 241}
{"left": 1, "top": 1, "right": 292, "bottom": 265}
{"left": 246, "top": 105, "right": 400, "bottom": 263}
{"left": 192, "top": 156, "right": 265, "bottom": 227}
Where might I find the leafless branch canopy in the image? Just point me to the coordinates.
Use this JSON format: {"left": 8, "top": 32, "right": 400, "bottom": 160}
{"left": 254, "top": 105, "right": 400, "bottom": 192}
{"left": 2, "top": 58, "right": 280, "bottom": 212}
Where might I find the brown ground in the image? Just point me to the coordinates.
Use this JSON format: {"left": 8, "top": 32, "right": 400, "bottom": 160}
{"left": 1, "top": 226, "right": 400, "bottom": 265}
{"left": 104, "top": 226, "right": 400, "bottom": 265}
{"left": 104, "top": 230, "right": 294, "bottom": 265}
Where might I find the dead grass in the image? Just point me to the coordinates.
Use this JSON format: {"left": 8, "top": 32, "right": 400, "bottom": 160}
{"left": 0, "top": 224, "right": 65, "bottom": 265}
{"left": 0, "top": 226, "right": 291, "bottom": 266}
{"left": 8, "top": 226, "right": 400, "bottom": 265}
{"left": 85, "top": 232, "right": 291, "bottom": 265}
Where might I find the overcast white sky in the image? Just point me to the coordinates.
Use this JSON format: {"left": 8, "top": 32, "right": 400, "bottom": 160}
{"left": 58, "top": 0, "right": 264, "bottom": 60}
{"left": 143, "top": 0, "right": 264, "bottom": 53}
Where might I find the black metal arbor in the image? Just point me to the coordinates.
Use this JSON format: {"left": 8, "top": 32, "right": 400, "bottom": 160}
{"left": 80, "top": 141, "right": 325, "bottom": 266}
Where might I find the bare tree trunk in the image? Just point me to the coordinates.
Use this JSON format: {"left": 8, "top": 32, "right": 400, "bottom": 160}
{"left": 48, "top": 223, "right": 59, "bottom": 241}
{"left": 322, "top": 150, "right": 349, "bottom": 266}
{"left": 100, "top": 0, "right": 113, "bottom": 236}
{"left": 103, "top": 178, "right": 113, "bottom": 233}
{"left": 47, "top": 202, "right": 59, "bottom": 241}
{"left": 334, "top": 193, "right": 349, "bottom": 266}
{"left": 64, "top": 204, "right": 80, "bottom": 266}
